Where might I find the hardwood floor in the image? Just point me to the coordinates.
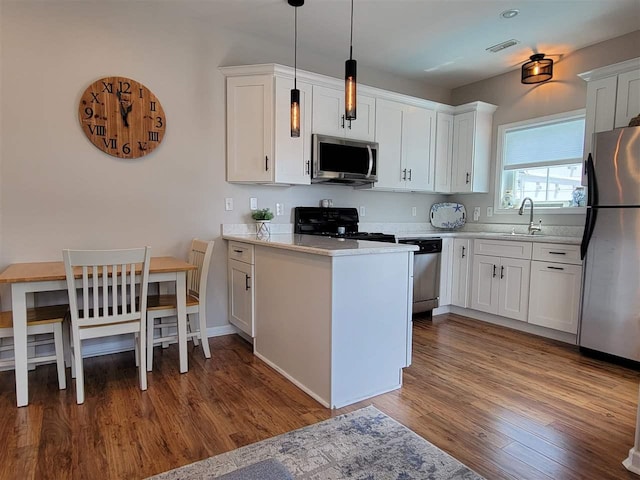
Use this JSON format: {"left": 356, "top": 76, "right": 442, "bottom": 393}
{"left": 0, "top": 313, "right": 637, "bottom": 479}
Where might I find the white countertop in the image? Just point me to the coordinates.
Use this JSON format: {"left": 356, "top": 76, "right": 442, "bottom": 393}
{"left": 224, "top": 233, "right": 419, "bottom": 256}
{"left": 395, "top": 231, "right": 581, "bottom": 245}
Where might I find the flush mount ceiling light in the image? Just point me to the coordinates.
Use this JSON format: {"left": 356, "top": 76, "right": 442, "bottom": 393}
{"left": 521, "top": 53, "right": 554, "bottom": 84}
{"left": 288, "top": 0, "right": 304, "bottom": 137}
{"left": 345, "top": 0, "right": 357, "bottom": 120}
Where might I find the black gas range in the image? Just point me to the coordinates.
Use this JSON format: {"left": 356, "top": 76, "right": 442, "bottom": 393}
{"left": 294, "top": 207, "right": 396, "bottom": 243}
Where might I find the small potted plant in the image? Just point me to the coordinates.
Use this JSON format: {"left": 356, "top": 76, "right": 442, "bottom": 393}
{"left": 251, "top": 208, "right": 274, "bottom": 238}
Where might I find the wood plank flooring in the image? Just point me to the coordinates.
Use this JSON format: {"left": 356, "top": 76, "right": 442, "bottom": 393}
{"left": 0, "top": 313, "right": 637, "bottom": 479}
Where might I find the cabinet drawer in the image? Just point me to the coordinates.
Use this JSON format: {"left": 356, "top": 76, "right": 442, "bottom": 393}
{"left": 228, "top": 241, "right": 255, "bottom": 264}
{"left": 532, "top": 243, "right": 581, "bottom": 265}
{"left": 473, "top": 239, "right": 532, "bottom": 260}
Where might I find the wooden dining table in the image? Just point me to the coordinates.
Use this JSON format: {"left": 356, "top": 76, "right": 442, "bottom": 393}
{"left": 0, "top": 256, "right": 196, "bottom": 407}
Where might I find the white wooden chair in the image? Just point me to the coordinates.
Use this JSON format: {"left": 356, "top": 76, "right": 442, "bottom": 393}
{"left": 63, "top": 247, "right": 151, "bottom": 404}
{"left": 0, "top": 305, "right": 68, "bottom": 390}
{"left": 146, "top": 239, "right": 214, "bottom": 371}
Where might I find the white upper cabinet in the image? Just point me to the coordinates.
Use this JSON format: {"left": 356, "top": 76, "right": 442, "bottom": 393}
{"left": 373, "top": 98, "right": 435, "bottom": 192}
{"left": 579, "top": 57, "right": 640, "bottom": 185}
{"left": 312, "top": 85, "right": 375, "bottom": 141}
{"left": 434, "top": 112, "right": 454, "bottom": 193}
{"left": 434, "top": 102, "right": 496, "bottom": 194}
{"left": 223, "top": 66, "right": 312, "bottom": 185}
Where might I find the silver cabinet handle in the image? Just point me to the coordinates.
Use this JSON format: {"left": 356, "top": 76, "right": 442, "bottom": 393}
{"left": 408, "top": 169, "right": 412, "bottom": 181}
{"left": 402, "top": 169, "right": 407, "bottom": 180}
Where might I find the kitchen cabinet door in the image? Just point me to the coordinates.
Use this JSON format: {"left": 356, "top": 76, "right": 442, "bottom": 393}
{"left": 582, "top": 76, "right": 617, "bottom": 185}
{"left": 451, "top": 239, "right": 471, "bottom": 308}
{"left": 434, "top": 112, "right": 454, "bottom": 193}
{"left": 228, "top": 258, "right": 255, "bottom": 336}
{"left": 227, "top": 75, "right": 274, "bottom": 183}
{"left": 374, "top": 98, "right": 434, "bottom": 191}
{"left": 615, "top": 69, "right": 640, "bottom": 128}
{"left": 274, "top": 76, "right": 312, "bottom": 184}
{"left": 451, "top": 111, "right": 475, "bottom": 193}
{"left": 529, "top": 261, "right": 582, "bottom": 333}
{"left": 497, "top": 257, "right": 530, "bottom": 322}
{"left": 470, "top": 254, "right": 499, "bottom": 315}
{"left": 438, "top": 238, "right": 453, "bottom": 307}
{"left": 312, "top": 85, "right": 375, "bottom": 141}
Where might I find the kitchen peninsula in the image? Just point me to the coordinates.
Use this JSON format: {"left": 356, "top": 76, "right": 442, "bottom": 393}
{"left": 223, "top": 232, "right": 418, "bottom": 409}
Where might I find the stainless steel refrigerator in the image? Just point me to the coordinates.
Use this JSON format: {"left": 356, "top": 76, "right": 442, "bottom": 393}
{"left": 579, "top": 126, "right": 640, "bottom": 362}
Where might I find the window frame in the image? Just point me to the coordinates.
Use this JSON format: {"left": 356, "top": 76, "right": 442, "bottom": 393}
{"left": 494, "top": 109, "right": 587, "bottom": 215}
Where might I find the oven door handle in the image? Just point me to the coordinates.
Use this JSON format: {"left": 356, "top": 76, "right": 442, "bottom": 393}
{"left": 365, "top": 145, "right": 373, "bottom": 178}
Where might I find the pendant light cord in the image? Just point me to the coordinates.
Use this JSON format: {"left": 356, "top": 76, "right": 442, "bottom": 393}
{"left": 295, "top": 6, "right": 298, "bottom": 89}
{"left": 349, "top": 0, "right": 354, "bottom": 60}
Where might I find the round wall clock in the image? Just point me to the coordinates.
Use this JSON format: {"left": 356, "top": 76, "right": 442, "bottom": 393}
{"left": 78, "top": 76, "right": 166, "bottom": 159}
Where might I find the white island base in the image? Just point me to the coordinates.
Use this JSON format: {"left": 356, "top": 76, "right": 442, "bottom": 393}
{"left": 252, "top": 244, "right": 413, "bottom": 409}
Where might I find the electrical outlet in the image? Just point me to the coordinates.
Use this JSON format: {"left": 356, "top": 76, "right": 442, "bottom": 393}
{"left": 411, "top": 206, "right": 417, "bottom": 217}
{"left": 276, "top": 203, "right": 284, "bottom": 216}
{"left": 359, "top": 206, "right": 366, "bottom": 217}
{"left": 250, "top": 197, "right": 258, "bottom": 210}
{"left": 487, "top": 206, "right": 493, "bottom": 217}
{"left": 224, "top": 198, "right": 233, "bottom": 211}
{"left": 473, "top": 207, "right": 481, "bottom": 222}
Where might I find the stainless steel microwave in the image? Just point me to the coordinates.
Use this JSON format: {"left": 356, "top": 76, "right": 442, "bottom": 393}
{"left": 311, "top": 134, "right": 378, "bottom": 185}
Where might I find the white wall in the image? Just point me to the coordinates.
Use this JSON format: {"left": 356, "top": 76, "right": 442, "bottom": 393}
{"left": 450, "top": 30, "right": 640, "bottom": 228}
{"left": 0, "top": 2, "right": 448, "bottom": 327}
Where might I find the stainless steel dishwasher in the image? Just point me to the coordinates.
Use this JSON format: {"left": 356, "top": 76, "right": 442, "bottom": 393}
{"left": 398, "top": 237, "right": 442, "bottom": 314}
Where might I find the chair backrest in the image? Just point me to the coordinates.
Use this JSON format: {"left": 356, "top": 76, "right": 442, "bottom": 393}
{"left": 63, "top": 247, "right": 151, "bottom": 328}
{"left": 186, "top": 239, "right": 214, "bottom": 300}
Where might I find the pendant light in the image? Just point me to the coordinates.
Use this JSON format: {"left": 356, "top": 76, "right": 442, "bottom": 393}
{"left": 289, "top": 0, "right": 304, "bottom": 137}
{"left": 521, "top": 53, "right": 553, "bottom": 84}
{"left": 345, "top": 0, "right": 357, "bottom": 120}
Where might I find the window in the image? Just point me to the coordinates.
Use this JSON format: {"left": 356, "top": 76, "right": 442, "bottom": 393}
{"left": 496, "top": 110, "right": 586, "bottom": 212}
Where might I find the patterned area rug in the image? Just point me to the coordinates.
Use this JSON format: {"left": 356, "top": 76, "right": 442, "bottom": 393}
{"left": 149, "top": 405, "right": 484, "bottom": 480}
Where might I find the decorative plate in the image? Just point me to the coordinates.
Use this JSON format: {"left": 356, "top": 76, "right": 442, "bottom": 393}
{"left": 430, "top": 202, "right": 466, "bottom": 229}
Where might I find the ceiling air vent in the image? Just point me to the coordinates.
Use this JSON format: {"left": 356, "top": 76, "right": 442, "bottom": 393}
{"left": 486, "top": 39, "right": 520, "bottom": 53}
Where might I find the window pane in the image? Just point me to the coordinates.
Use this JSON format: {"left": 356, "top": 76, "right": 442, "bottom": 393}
{"left": 504, "top": 117, "right": 585, "bottom": 167}
{"left": 500, "top": 162, "right": 583, "bottom": 208}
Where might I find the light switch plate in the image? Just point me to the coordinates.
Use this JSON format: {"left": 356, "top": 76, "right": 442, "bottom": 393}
{"left": 411, "top": 206, "right": 417, "bottom": 217}
{"left": 276, "top": 203, "right": 284, "bottom": 216}
{"left": 473, "top": 207, "right": 480, "bottom": 222}
{"left": 487, "top": 206, "right": 493, "bottom": 217}
{"left": 359, "top": 206, "right": 366, "bottom": 217}
{"left": 224, "top": 198, "right": 233, "bottom": 211}
{"left": 250, "top": 198, "right": 258, "bottom": 210}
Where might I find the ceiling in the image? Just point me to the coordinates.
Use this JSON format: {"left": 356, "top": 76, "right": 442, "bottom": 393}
{"left": 192, "top": 0, "right": 640, "bottom": 89}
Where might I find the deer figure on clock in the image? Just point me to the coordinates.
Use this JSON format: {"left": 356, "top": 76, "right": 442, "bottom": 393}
{"left": 78, "top": 76, "right": 166, "bottom": 159}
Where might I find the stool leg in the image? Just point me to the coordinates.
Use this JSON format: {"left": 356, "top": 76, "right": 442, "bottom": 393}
{"left": 147, "top": 314, "right": 155, "bottom": 372}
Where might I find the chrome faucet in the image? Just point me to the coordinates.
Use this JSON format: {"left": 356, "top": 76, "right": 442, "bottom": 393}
{"left": 518, "top": 197, "right": 542, "bottom": 234}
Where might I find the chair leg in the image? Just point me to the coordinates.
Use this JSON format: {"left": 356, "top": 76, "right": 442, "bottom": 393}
{"left": 53, "top": 322, "right": 66, "bottom": 390}
{"left": 190, "top": 315, "right": 200, "bottom": 346}
{"left": 161, "top": 319, "right": 171, "bottom": 349}
{"left": 196, "top": 312, "right": 211, "bottom": 359}
{"left": 72, "top": 332, "right": 84, "bottom": 404}
{"left": 139, "top": 327, "right": 147, "bottom": 391}
{"left": 147, "top": 315, "right": 155, "bottom": 372}
{"left": 134, "top": 333, "right": 140, "bottom": 367}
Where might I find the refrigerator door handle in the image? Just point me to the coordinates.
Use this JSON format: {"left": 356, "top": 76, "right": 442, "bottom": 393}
{"left": 586, "top": 153, "right": 598, "bottom": 207}
{"left": 581, "top": 207, "right": 598, "bottom": 260}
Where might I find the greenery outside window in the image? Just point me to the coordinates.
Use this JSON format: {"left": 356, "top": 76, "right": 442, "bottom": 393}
{"left": 495, "top": 110, "right": 586, "bottom": 213}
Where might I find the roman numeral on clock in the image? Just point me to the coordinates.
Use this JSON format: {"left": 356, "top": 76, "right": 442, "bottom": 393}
{"left": 88, "top": 124, "right": 106, "bottom": 136}
{"left": 148, "top": 131, "right": 159, "bottom": 142}
{"left": 102, "top": 138, "right": 117, "bottom": 149}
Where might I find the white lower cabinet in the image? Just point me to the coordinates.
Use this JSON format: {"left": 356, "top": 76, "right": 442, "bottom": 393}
{"left": 438, "top": 238, "right": 453, "bottom": 307}
{"left": 528, "top": 243, "right": 583, "bottom": 334}
{"left": 470, "top": 240, "right": 531, "bottom": 322}
{"left": 451, "top": 238, "right": 471, "bottom": 308}
{"left": 228, "top": 242, "right": 255, "bottom": 336}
